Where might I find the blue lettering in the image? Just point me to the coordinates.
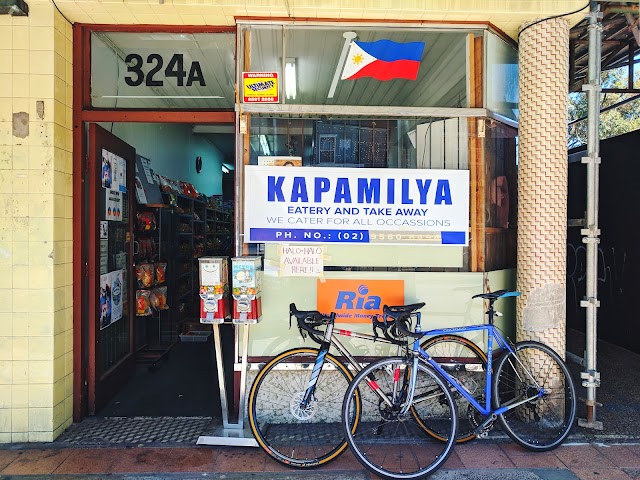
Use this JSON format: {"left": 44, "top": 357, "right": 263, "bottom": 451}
{"left": 364, "top": 296, "right": 381, "bottom": 309}
{"left": 416, "top": 179, "right": 431, "bottom": 204}
{"left": 387, "top": 178, "right": 395, "bottom": 204}
{"left": 336, "top": 291, "right": 355, "bottom": 309}
{"left": 434, "top": 179, "right": 452, "bottom": 205}
{"left": 291, "top": 177, "right": 308, "bottom": 202}
{"left": 334, "top": 178, "right": 352, "bottom": 203}
{"left": 401, "top": 179, "right": 413, "bottom": 204}
{"left": 314, "top": 177, "right": 330, "bottom": 202}
{"left": 267, "top": 176, "right": 285, "bottom": 202}
{"left": 357, "top": 178, "right": 380, "bottom": 204}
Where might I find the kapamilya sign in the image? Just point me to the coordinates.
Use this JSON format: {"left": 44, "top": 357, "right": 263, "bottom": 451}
{"left": 244, "top": 166, "right": 469, "bottom": 245}
{"left": 317, "top": 279, "right": 404, "bottom": 323}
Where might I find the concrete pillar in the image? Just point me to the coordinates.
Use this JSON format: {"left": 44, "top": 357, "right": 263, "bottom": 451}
{"left": 516, "top": 17, "right": 570, "bottom": 357}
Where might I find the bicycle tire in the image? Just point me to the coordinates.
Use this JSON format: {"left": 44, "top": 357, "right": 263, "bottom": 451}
{"left": 492, "top": 341, "right": 577, "bottom": 451}
{"left": 248, "top": 347, "right": 360, "bottom": 468}
{"left": 342, "top": 356, "right": 457, "bottom": 480}
{"left": 416, "top": 334, "right": 487, "bottom": 443}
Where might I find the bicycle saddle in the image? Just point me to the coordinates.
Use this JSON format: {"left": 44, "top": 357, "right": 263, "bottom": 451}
{"left": 383, "top": 303, "right": 425, "bottom": 318}
{"left": 472, "top": 290, "right": 521, "bottom": 300}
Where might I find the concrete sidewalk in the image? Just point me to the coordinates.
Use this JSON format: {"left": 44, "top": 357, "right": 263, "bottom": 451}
{"left": 1, "top": 440, "right": 640, "bottom": 480}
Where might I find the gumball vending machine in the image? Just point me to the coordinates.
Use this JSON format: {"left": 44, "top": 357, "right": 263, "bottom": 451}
{"left": 231, "top": 257, "right": 262, "bottom": 324}
{"left": 199, "top": 257, "right": 230, "bottom": 323}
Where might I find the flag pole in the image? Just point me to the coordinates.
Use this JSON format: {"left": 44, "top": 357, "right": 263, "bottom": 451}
{"left": 328, "top": 31, "right": 358, "bottom": 99}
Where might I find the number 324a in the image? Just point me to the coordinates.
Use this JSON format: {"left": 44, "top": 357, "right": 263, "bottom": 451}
{"left": 125, "top": 53, "right": 206, "bottom": 87}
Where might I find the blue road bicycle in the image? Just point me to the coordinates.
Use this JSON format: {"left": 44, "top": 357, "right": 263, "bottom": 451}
{"left": 341, "top": 290, "right": 577, "bottom": 480}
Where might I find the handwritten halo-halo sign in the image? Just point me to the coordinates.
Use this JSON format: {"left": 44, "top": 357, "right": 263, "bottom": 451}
{"left": 243, "top": 72, "right": 279, "bottom": 103}
{"left": 244, "top": 165, "right": 470, "bottom": 246}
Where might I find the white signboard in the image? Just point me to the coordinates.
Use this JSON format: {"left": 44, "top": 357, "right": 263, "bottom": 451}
{"left": 280, "top": 245, "right": 324, "bottom": 277}
{"left": 244, "top": 166, "right": 469, "bottom": 245}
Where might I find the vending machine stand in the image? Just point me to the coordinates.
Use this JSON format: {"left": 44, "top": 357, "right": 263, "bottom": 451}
{"left": 196, "top": 322, "right": 258, "bottom": 447}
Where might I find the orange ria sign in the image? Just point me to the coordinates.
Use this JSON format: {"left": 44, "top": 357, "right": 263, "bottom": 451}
{"left": 317, "top": 279, "right": 405, "bottom": 323}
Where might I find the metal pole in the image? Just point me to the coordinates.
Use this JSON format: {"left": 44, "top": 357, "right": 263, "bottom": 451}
{"left": 578, "top": 0, "right": 603, "bottom": 430}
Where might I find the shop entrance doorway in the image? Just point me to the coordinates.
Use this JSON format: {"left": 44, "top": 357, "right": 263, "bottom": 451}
{"left": 79, "top": 119, "right": 236, "bottom": 419}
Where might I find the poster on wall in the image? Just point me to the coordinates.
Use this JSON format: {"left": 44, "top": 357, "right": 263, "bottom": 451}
{"left": 317, "top": 279, "right": 404, "bottom": 323}
{"left": 100, "top": 270, "right": 124, "bottom": 330}
{"left": 280, "top": 245, "right": 323, "bottom": 277}
{"left": 244, "top": 166, "right": 469, "bottom": 245}
{"left": 101, "top": 149, "right": 127, "bottom": 193}
{"left": 105, "top": 189, "right": 123, "bottom": 222}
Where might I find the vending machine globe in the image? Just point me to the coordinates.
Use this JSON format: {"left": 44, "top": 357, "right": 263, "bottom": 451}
{"left": 231, "top": 257, "right": 262, "bottom": 324}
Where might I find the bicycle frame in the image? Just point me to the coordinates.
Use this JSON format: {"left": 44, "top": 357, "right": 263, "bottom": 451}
{"left": 411, "top": 316, "right": 546, "bottom": 418}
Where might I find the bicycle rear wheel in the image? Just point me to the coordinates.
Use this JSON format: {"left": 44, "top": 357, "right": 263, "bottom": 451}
{"left": 342, "top": 357, "right": 457, "bottom": 480}
{"left": 493, "top": 341, "right": 577, "bottom": 451}
{"left": 417, "top": 334, "right": 487, "bottom": 443}
{"left": 248, "top": 348, "right": 359, "bottom": 467}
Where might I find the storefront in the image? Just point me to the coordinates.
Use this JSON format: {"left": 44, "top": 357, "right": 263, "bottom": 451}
{"left": 0, "top": 0, "right": 585, "bottom": 442}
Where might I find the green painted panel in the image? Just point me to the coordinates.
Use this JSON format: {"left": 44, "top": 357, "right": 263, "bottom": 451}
{"left": 248, "top": 270, "right": 486, "bottom": 357}
{"left": 263, "top": 243, "right": 463, "bottom": 269}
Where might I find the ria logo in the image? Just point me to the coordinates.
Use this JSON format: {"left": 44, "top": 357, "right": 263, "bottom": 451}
{"left": 335, "top": 284, "right": 381, "bottom": 310}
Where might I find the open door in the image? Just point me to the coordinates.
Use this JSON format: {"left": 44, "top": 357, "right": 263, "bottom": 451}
{"left": 86, "top": 124, "right": 137, "bottom": 414}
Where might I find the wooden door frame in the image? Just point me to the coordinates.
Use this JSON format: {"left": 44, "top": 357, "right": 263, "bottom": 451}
{"left": 72, "top": 23, "right": 236, "bottom": 421}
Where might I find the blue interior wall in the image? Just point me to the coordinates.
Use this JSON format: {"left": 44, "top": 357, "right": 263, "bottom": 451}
{"left": 110, "top": 122, "right": 223, "bottom": 196}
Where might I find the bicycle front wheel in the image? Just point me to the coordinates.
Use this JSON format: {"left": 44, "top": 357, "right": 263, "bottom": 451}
{"left": 248, "top": 347, "right": 359, "bottom": 468}
{"left": 342, "top": 357, "right": 457, "bottom": 480}
{"left": 493, "top": 341, "right": 577, "bottom": 451}
{"left": 418, "top": 334, "right": 487, "bottom": 443}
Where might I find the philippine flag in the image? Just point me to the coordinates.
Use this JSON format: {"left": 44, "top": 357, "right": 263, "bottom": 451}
{"left": 341, "top": 39, "right": 425, "bottom": 81}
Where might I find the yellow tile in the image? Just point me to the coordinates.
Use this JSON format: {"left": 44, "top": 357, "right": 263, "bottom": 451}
{"left": 11, "top": 432, "right": 28, "bottom": 442}
{"left": 29, "top": 384, "right": 53, "bottom": 408}
{"left": 29, "top": 431, "right": 53, "bottom": 442}
{"left": 53, "top": 286, "right": 64, "bottom": 311}
{"left": 0, "top": 432, "right": 10, "bottom": 442}
{"left": 64, "top": 372, "right": 72, "bottom": 398}
{"left": 64, "top": 328, "right": 72, "bottom": 354}
{"left": 0, "top": 170, "right": 9, "bottom": 195}
{"left": 0, "top": 121, "right": 10, "bottom": 146}
{"left": 12, "top": 170, "right": 28, "bottom": 194}
{"left": 30, "top": 2, "right": 54, "bottom": 27}
{"left": 52, "top": 194, "right": 64, "bottom": 218}
{"left": 54, "top": 9, "right": 67, "bottom": 34}
{"left": 29, "top": 407, "right": 52, "bottom": 431}
{"left": 29, "top": 50, "right": 55, "bottom": 76}
{"left": 11, "top": 312, "right": 27, "bottom": 336}
{"left": 29, "top": 193, "right": 54, "bottom": 219}
{"left": 62, "top": 307, "right": 72, "bottom": 333}
{"left": 29, "top": 312, "right": 54, "bottom": 336}
{"left": 12, "top": 50, "right": 29, "bottom": 75}
{"left": 0, "top": 408, "right": 11, "bottom": 432}
{"left": 29, "top": 336, "right": 53, "bottom": 361}
{"left": 53, "top": 354, "right": 64, "bottom": 382}
{"left": 64, "top": 351, "right": 72, "bottom": 376}
{"left": 0, "top": 78, "right": 12, "bottom": 99}
{"left": 12, "top": 360, "right": 27, "bottom": 384}
{"left": 12, "top": 336, "right": 27, "bottom": 360}
{"left": 0, "top": 360, "right": 11, "bottom": 383}
{"left": 12, "top": 73, "right": 29, "bottom": 98}
{"left": 28, "top": 217, "right": 53, "bottom": 243}
{"left": 29, "top": 288, "right": 54, "bottom": 313}
{"left": 29, "top": 145, "right": 54, "bottom": 170}
{"left": 12, "top": 408, "right": 28, "bottom": 432}
{"left": 64, "top": 197, "right": 72, "bottom": 219}
{"left": 53, "top": 76, "right": 65, "bottom": 103}
{"left": 63, "top": 284, "right": 72, "bottom": 308}
{"left": 12, "top": 26, "right": 29, "bottom": 50}
{"left": 52, "top": 377, "right": 64, "bottom": 405}
{"left": 0, "top": 51, "right": 11, "bottom": 74}
{"left": 0, "top": 26, "right": 11, "bottom": 49}
{"left": 0, "top": 147, "right": 9, "bottom": 169}
{"left": 12, "top": 289, "right": 29, "bottom": 313}
{"left": 12, "top": 144, "right": 29, "bottom": 170}
{"left": 29, "top": 360, "right": 53, "bottom": 384}
{"left": 0, "top": 289, "right": 11, "bottom": 313}
{"left": 65, "top": 84, "right": 72, "bottom": 108}
{"left": 0, "top": 241, "right": 11, "bottom": 266}
{"left": 30, "top": 27, "right": 55, "bottom": 52}
{"left": 53, "top": 264, "right": 64, "bottom": 289}
{"left": 0, "top": 267, "right": 10, "bottom": 289}
{"left": 12, "top": 384, "right": 28, "bottom": 408}
{"left": 0, "top": 384, "right": 10, "bottom": 408}
{"left": 12, "top": 265, "right": 28, "bottom": 289}
{"left": 30, "top": 74, "right": 54, "bottom": 99}
{"left": 53, "top": 400, "right": 66, "bottom": 429}
{"left": 29, "top": 122, "right": 55, "bottom": 148}
{"left": 0, "top": 313, "right": 12, "bottom": 337}
{"left": 53, "top": 332, "right": 64, "bottom": 359}
{"left": 12, "top": 192, "right": 29, "bottom": 216}
{"left": 53, "top": 100, "right": 65, "bottom": 127}
{"left": 12, "top": 218, "right": 29, "bottom": 246}
{"left": 0, "top": 221, "right": 11, "bottom": 242}
{"left": 0, "top": 336, "right": 11, "bottom": 360}
{"left": 53, "top": 309, "right": 64, "bottom": 335}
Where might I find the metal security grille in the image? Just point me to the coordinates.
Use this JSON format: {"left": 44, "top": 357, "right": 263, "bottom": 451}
{"left": 55, "top": 417, "right": 212, "bottom": 446}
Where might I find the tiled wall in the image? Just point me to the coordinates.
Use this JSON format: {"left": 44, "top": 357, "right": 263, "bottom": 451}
{"left": 0, "top": 0, "right": 74, "bottom": 443}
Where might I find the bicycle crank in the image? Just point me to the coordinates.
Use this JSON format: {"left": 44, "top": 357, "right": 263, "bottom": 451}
{"left": 473, "top": 413, "right": 497, "bottom": 438}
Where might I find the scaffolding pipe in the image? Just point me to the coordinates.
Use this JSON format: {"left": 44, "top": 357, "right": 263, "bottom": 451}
{"left": 579, "top": 0, "right": 603, "bottom": 430}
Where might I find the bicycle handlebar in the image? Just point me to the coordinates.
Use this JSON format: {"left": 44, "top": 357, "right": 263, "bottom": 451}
{"left": 289, "top": 303, "right": 334, "bottom": 338}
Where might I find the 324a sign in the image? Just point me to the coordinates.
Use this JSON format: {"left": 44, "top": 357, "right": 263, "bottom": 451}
{"left": 125, "top": 53, "right": 206, "bottom": 87}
